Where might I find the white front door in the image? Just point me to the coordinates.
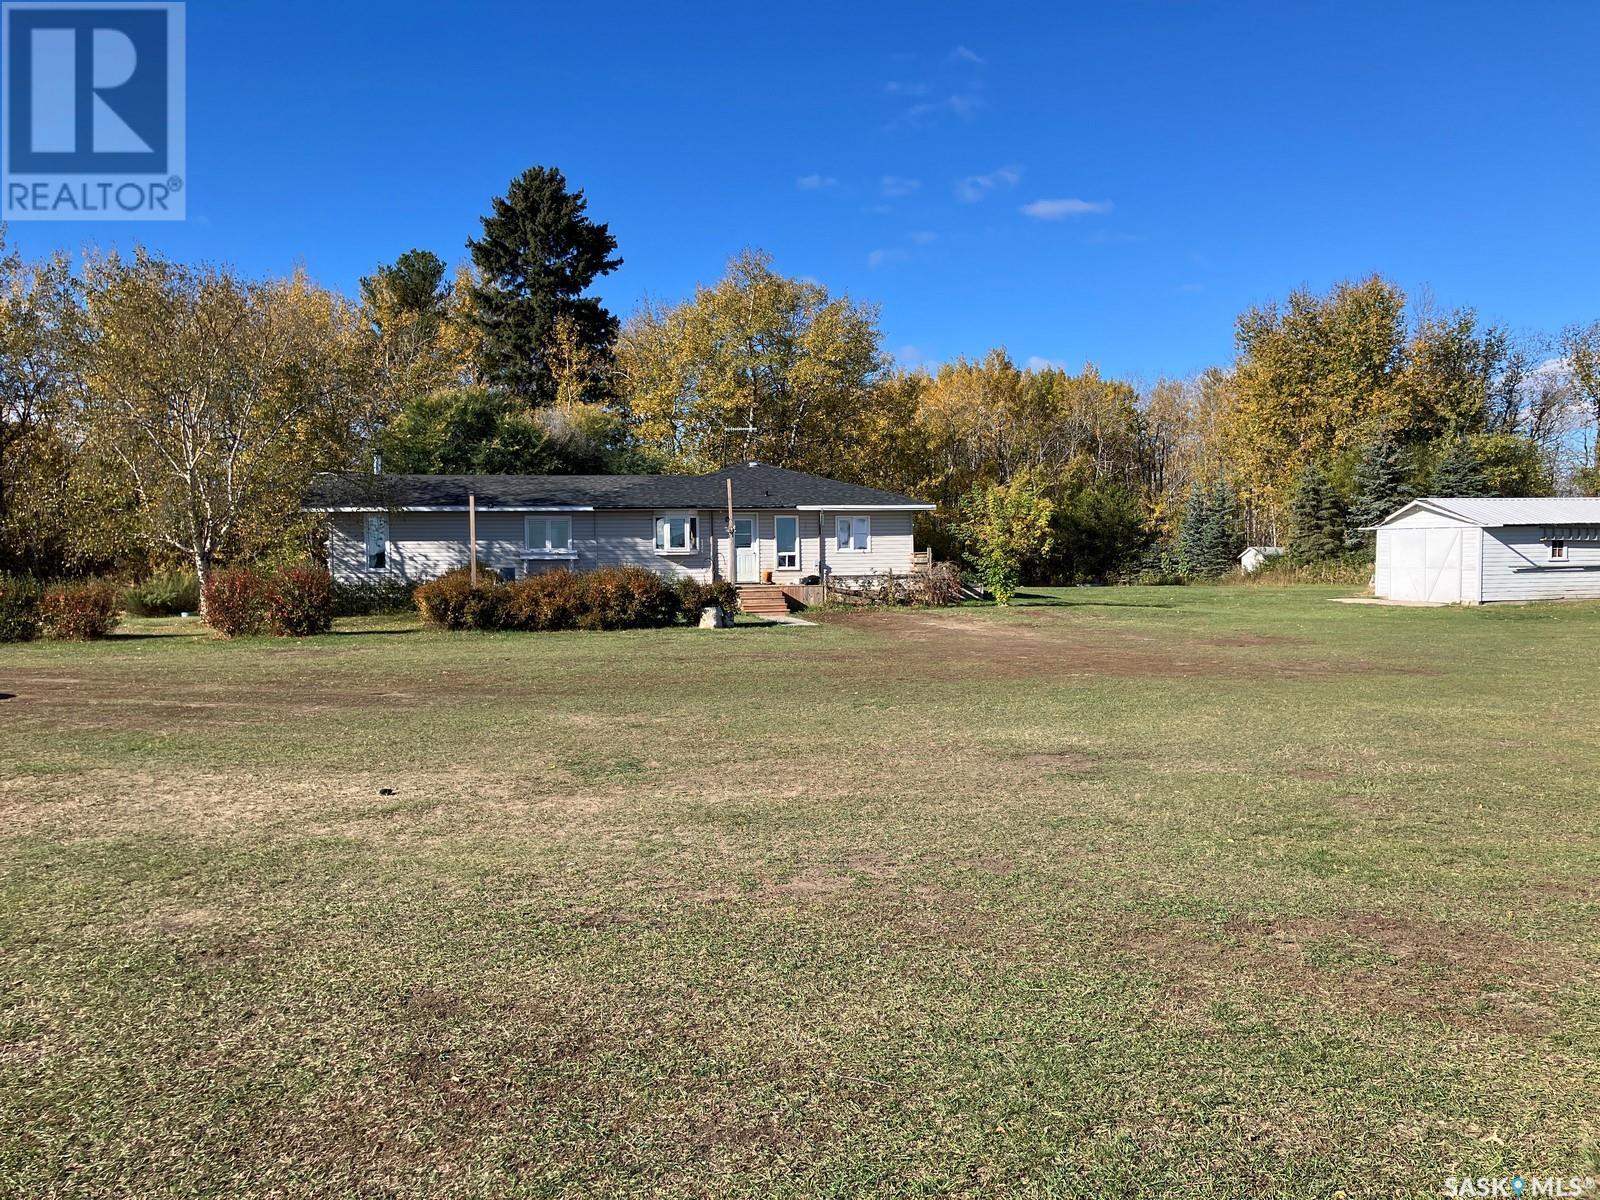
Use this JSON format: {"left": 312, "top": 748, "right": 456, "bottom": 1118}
{"left": 733, "top": 516, "right": 758, "bottom": 582}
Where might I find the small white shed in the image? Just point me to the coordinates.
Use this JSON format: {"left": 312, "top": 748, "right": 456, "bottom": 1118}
{"left": 1239, "top": 545, "right": 1283, "bottom": 574}
{"left": 1370, "top": 497, "right": 1600, "bottom": 605}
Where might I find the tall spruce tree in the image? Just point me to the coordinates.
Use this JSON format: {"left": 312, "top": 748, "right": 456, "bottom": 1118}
{"left": 1178, "top": 482, "right": 1211, "bottom": 575}
{"left": 1288, "top": 463, "right": 1347, "bottom": 563}
{"left": 1198, "top": 479, "right": 1245, "bottom": 575}
{"left": 1348, "top": 433, "right": 1414, "bottom": 546}
{"left": 468, "top": 166, "right": 622, "bottom": 405}
{"left": 1431, "top": 436, "right": 1488, "bottom": 498}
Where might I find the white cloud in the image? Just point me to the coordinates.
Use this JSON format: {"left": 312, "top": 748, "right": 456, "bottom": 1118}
{"left": 867, "top": 247, "right": 910, "bottom": 269}
{"left": 955, "top": 165, "right": 1021, "bottom": 203}
{"left": 1026, "top": 355, "right": 1067, "bottom": 372}
{"left": 796, "top": 173, "right": 838, "bottom": 190}
{"left": 1020, "top": 197, "right": 1113, "bottom": 219}
{"left": 950, "top": 45, "right": 986, "bottom": 65}
{"left": 880, "top": 175, "right": 921, "bottom": 198}
{"left": 892, "top": 90, "right": 984, "bottom": 129}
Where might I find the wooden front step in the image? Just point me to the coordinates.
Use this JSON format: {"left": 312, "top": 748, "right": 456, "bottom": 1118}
{"left": 736, "top": 584, "right": 793, "bottom": 615}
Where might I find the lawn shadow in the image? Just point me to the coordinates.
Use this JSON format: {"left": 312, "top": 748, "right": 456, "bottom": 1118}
{"left": 327, "top": 628, "right": 419, "bottom": 637}
{"left": 1011, "top": 591, "right": 1179, "bottom": 611}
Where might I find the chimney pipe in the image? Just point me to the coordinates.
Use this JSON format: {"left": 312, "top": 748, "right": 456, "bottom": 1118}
{"left": 372, "top": 451, "right": 383, "bottom": 475}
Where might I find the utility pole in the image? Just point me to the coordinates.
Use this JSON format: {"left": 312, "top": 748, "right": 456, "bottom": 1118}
{"left": 468, "top": 493, "right": 477, "bottom": 586}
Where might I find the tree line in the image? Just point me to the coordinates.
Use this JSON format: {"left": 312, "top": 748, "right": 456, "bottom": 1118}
{"left": 6, "top": 164, "right": 1600, "bottom": 590}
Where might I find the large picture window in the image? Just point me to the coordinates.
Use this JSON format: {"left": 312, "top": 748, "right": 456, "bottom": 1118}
{"left": 655, "top": 513, "right": 698, "bottom": 554}
{"left": 835, "top": 515, "right": 871, "bottom": 552}
{"left": 776, "top": 515, "right": 799, "bottom": 569}
{"left": 525, "top": 515, "right": 572, "bottom": 555}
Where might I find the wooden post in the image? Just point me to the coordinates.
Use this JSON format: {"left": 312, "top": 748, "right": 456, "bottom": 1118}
{"left": 819, "top": 510, "right": 828, "bottom": 606}
{"left": 468, "top": 493, "right": 477, "bottom": 586}
{"left": 725, "top": 478, "right": 735, "bottom": 583}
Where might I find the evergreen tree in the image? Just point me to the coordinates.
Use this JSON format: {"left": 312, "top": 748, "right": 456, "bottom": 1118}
{"left": 1431, "top": 435, "right": 1488, "bottom": 497}
{"left": 1177, "top": 483, "right": 1211, "bottom": 575}
{"left": 1198, "top": 479, "right": 1245, "bottom": 575}
{"left": 1288, "top": 463, "right": 1347, "bottom": 563}
{"left": 468, "top": 166, "right": 622, "bottom": 405}
{"left": 1348, "top": 433, "right": 1414, "bottom": 545}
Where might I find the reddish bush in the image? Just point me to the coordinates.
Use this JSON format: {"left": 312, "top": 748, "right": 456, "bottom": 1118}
{"left": 39, "top": 580, "right": 119, "bottom": 640}
{"left": 415, "top": 567, "right": 504, "bottom": 630}
{"left": 202, "top": 568, "right": 267, "bottom": 637}
{"left": 501, "top": 569, "right": 587, "bottom": 631}
{"left": 262, "top": 565, "right": 335, "bottom": 636}
{"left": 578, "top": 565, "right": 679, "bottom": 630}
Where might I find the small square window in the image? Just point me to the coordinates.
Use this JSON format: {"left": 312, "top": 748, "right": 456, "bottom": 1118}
{"left": 525, "top": 515, "right": 572, "bottom": 554}
{"left": 1549, "top": 539, "right": 1567, "bottom": 561}
{"left": 655, "top": 514, "right": 697, "bottom": 553}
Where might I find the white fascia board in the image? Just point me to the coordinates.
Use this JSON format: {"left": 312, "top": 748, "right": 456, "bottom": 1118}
{"left": 791, "top": 503, "right": 936, "bottom": 511}
{"left": 305, "top": 505, "right": 597, "bottom": 513}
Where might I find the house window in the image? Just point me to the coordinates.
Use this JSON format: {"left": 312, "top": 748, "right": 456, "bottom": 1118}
{"left": 835, "top": 515, "right": 871, "bottom": 552}
{"left": 364, "top": 515, "right": 387, "bottom": 570}
{"left": 525, "top": 515, "right": 572, "bottom": 555}
{"left": 775, "top": 515, "right": 799, "bottom": 569}
{"left": 655, "top": 513, "right": 697, "bottom": 554}
{"left": 1549, "top": 539, "right": 1568, "bottom": 561}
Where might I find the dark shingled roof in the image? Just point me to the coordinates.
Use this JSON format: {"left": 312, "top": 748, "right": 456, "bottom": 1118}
{"left": 303, "top": 462, "right": 933, "bottom": 511}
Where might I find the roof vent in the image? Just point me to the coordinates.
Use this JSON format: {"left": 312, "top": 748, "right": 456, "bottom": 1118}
{"left": 747, "top": 460, "right": 760, "bottom": 467}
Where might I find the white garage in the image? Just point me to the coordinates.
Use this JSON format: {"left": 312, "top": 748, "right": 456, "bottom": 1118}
{"left": 1370, "top": 497, "right": 1600, "bottom": 605}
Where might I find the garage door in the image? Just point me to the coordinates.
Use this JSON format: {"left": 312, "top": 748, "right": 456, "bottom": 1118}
{"left": 1389, "top": 528, "right": 1461, "bottom": 603}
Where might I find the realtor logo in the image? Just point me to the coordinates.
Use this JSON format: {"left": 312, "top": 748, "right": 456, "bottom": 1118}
{"left": 2, "top": 2, "right": 185, "bottom": 219}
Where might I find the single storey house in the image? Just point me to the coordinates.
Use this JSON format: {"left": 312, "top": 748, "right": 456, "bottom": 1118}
{"left": 1369, "top": 496, "right": 1600, "bottom": 604}
{"left": 1239, "top": 545, "right": 1283, "bottom": 575}
{"left": 304, "top": 462, "right": 935, "bottom": 589}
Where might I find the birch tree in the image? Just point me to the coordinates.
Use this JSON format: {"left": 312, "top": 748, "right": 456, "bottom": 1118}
{"left": 78, "top": 252, "right": 367, "bottom": 587}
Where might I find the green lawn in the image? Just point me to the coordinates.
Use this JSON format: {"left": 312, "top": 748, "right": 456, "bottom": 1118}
{"left": 2, "top": 586, "right": 1598, "bottom": 1198}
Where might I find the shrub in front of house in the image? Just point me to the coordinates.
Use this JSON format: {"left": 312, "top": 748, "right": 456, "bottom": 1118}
{"left": 419, "top": 566, "right": 687, "bottom": 632}
{"left": 332, "top": 578, "right": 417, "bottom": 617}
{"left": 912, "top": 561, "right": 965, "bottom": 606}
{"left": 119, "top": 570, "right": 201, "bottom": 616}
{"left": 40, "top": 581, "right": 119, "bottom": 640}
{"left": 262, "top": 566, "right": 335, "bottom": 637}
{"left": 415, "top": 568, "right": 505, "bottom": 631}
{"left": 201, "top": 568, "right": 268, "bottom": 637}
{"left": 677, "top": 577, "right": 740, "bottom": 617}
{"left": 500, "top": 570, "right": 587, "bottom": 631}
{"left": 0, "top": 574, "right": 43, "bottom": 642}
{"left": 576, "top": 566, "right": 680, "bottom": 631}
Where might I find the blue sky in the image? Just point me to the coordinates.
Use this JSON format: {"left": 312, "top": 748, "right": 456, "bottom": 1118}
{"left": 10, "top": 0, "right": 1600, "bottom": 379}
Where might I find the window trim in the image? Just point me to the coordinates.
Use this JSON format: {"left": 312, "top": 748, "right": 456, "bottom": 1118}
{"left": 835, "top": 514, "right": 872, "bottom": 553}
{"left": 363, "top": 514, "right": 388, "bottom": 571}
{"left": 1548, "top": 538, "right": 1568, "bottom": 563}
{"left": 523, "top": 514, "right": 575, "bottom": 559}
{"left": 654, "top": 511, "right": 699, "bottom": 556}
{"left": 775, "top": 514, "right": 800, "bottom": 570}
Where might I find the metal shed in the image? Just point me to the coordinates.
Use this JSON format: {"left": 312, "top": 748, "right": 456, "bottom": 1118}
{"left": 1369, "top": 497, "right": 1600, "bottom": 604}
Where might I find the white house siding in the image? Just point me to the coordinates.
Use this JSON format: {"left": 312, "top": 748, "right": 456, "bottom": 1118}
{"left": 328, "top": 508, "right": 719, "bottom": 584}
{"left": 1480, "top": 527, "right": 1600, "bottom": 602}
{"left": 1460, "top": 527, "right": 1483, "bottom": 605}
{"left": 1374, "top": 529, "right": 1392, "bottom": 597}
{"left": 821, "top": 510, "right": 916, "bottom": 580}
